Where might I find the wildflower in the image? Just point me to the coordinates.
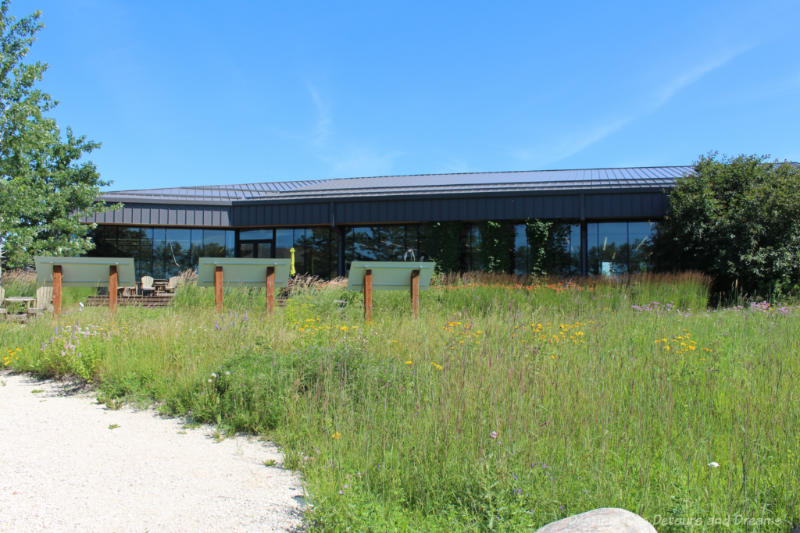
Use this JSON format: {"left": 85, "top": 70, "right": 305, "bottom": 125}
{"left": 207, "top": 378, "right": 212, "bottom": 383}
{"left": 490, "top": 431, "right": 498, "bottom": 439}
{"left": 338, "top": 490, "right": 343, "bottom": 495}
{"left": 211, "top": 372, "right": 218, "bottom": 379}
{"left": 405, "top": 360, "right": 413, "bottom": 365}
{"left": 331, "top": 432, "right": 341, "bottom": 440}
{"left": 225, "top": 370, "right": 231, "bottom": 376}
{"left": 340, "top": 326, "right": 348, "bottom": 332}
{"left": 431, "top": 362, "right": 443, "bottom": 370}
{"left": 707, "top": 461, "right": 720, "bottom": 468}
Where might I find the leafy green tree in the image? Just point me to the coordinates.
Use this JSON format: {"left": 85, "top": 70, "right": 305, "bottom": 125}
{"left": 654, "top": 153, "right": 800, "bottom": 297}
{"left": 0, "top": 1, "right": 111, "bottom": 273}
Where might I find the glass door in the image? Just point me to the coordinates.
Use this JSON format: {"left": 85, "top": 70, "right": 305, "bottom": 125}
{"left": 238, "top": 240, "right": 274, "bottom": 258}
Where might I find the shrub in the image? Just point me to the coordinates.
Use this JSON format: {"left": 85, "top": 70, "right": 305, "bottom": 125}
{"left": 654, "top": 153, "right": 800, "bottom": 299}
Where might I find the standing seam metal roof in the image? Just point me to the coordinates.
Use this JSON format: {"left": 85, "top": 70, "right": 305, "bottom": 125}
{"left": 101, "top": 166, "right": 694, "bottom": 203}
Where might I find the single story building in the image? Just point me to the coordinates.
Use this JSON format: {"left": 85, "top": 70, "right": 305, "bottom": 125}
{"left": 83, "top": 166, "right": 691, "bottom": 279}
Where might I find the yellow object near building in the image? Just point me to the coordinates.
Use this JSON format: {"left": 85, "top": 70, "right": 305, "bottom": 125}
{"left": 289, "top": 247, "right": 296, "bottom": 276}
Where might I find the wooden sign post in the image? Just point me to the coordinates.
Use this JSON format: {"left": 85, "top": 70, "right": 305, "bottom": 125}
{"left": 410, "top": 269, "right": 420, "bottom": 318}
{"left": 108, "top": 265, "right": 118, "bottom": 313}
{"left": 52, "top": 265, "right": 63, "bottom": 316}
{"left": 197, "top": 258, "right": 291, "bottom": 314}
{"left": 347, "top": 261, "right": 435, "bottom": 321}
{"left": 214, "top": 266, "right": 224, "bottom": 313}
{"left": 34, "top": 257, "right": 135, "bottom": 317}
{"left": 266, "top": 266, "right": 275, "bottom": 314}
{"left": 363, "top": 269, "right": 373, "bottom": 321}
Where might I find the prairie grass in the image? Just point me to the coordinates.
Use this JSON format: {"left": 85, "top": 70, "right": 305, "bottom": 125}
{"left": 1, "top": 272, "right": 798, "bottom": 531}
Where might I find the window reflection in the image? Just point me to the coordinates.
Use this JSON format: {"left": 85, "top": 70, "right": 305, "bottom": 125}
{"left": 88, "top": 226, "right": 233, "bottom": 279}
{"left": 87, "top": 220, "right": 656, "bottom": 279}
{"left": 628, "top": 222, "right": 655, "bottom": 273}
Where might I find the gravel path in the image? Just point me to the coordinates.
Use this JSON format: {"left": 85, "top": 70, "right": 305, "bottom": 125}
{"left": 0, "top": 371, "right": 304, "bottom": 532}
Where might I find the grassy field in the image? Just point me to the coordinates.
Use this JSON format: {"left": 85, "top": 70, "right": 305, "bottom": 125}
{"left": 2, "top": 272, "right": 798, "bottom": 531}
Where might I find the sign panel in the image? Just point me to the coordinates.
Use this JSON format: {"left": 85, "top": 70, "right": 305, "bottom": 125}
{"left": 347, "top": 261, "right": 436, "bottom": 291}
{"left": 197, "top": 258, "right": 291, "bottom": 287}
{"left": 34, "top": 257, "right": 136, "bottom": 287}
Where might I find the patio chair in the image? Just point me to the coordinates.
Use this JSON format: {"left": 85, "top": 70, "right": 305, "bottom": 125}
{"left": 120, "top": 286, "right": 137, "bottom": 297}
{"left": 140, "top": 276, "right": 155, "bottom": 296}
{"left": 164, "top": 276, "right": 180, "bottom": 293}
{"left": 0, "top": 286, "right": 6, "bottom": 319}
{"left": 27, "top": 286, "right": 54, "bottom": 316}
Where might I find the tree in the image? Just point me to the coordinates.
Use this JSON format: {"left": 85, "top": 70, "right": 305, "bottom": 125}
{"left": 653, "top": 153, "right": 800, "bottom": 298}
{"left": 0, "top": 0, "right": 111, "bottom": 275}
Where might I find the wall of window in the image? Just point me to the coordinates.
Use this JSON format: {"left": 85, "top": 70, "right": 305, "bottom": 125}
{"left": 88, "top": 226, "right": 235, "bottom": 279}
{"left": 344, "top": 225, "right": 420, "bottom": 273}
{"left": 587, "top": 221, "right": 655, "bottom": 275}
{"left": 275, "top": 228, "right": 339, "bottom": 279}
{"left": 89, "top": 220, "right": 656, "bottom": 280}
{"left": 511, "top": 223, "right": 581, "bottom": 276}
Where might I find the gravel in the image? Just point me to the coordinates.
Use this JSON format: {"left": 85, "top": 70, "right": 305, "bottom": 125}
{"left": 0, "top": 370, "right": 305, "bottom": 532}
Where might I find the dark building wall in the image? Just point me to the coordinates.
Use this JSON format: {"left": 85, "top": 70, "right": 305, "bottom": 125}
{"left": 86, "top": 190, "right": 669, "bottom": 228}
{"left": 84, "top": 203, "right": 232, "bottom": 227}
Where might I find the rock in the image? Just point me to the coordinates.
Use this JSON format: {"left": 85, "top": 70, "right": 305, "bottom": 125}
{"left": 536, "top": 508, "right": 657, "bottom": 533}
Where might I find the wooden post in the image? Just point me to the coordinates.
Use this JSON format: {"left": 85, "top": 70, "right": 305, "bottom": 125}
{"left": 266, "top": 266, "right": 275, "bottom": 314}
{"left": 363, "top": 269, "right": 373, "bottom": 321}
{"left": 214, "top": 266, "right": 223, "bottom": 313}
{"left": 410, "top": 269, "right": 420, "bottom": 318}
{"left": 52, "top": 265, "right": 63, "bottom": 317}
{"left": 108, "top": 265, "right": 118, "bottom": 314}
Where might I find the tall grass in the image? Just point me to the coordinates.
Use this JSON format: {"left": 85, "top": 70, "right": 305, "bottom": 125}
{"left": 2, "top": 273, "right": 797, "bottom": 531}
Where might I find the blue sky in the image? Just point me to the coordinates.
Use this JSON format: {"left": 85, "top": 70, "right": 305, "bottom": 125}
{"left": 14, "top": 0, "right": 800, "bottom": 191}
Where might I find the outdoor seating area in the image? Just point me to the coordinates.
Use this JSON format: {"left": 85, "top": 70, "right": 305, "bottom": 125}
{"left": 0, "top": 285, "right": 52, "bottom": 321}
{"left": 86, "top": 275, "right": 181, "bottom": 308}
{"left": 4, "top": 256, "right": 433, "bottom": 319}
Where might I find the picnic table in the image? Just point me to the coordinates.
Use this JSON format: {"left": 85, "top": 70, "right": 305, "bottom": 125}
{"left": 4, "top": 296, "right": 35, "bottom": 312}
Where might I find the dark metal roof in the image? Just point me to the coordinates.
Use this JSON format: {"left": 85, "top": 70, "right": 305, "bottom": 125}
{"left": 101, "top": 166, "right": 693, "bottom": 204}
{"left": 101, "top": 179, "right": 328, "bottom": 204}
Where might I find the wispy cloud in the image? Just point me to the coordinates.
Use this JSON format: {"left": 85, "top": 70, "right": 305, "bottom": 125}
{"left": 321, "top": 146, "right": 404, "bottom": 177}
{"left": 511, "top": 44, "right": 756, "bottom": 166}
{"left": 511, "top": 116, "right": 632, "bottom": 167}
{"left": 307, "top": 83, "right": 332, "bottom": 148}
{"left": 306, "top": 84, "right": 402, "bottom": 176}
{"left": 651, "top": 45, "right": 753, "bottom": 109}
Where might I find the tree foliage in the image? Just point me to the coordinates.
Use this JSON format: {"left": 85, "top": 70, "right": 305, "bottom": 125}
{"left": 0, "top": 0, "right": 111, "bottom": 270}
{"left": 654, "top": 153, "right": 800, "bottom": 298}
